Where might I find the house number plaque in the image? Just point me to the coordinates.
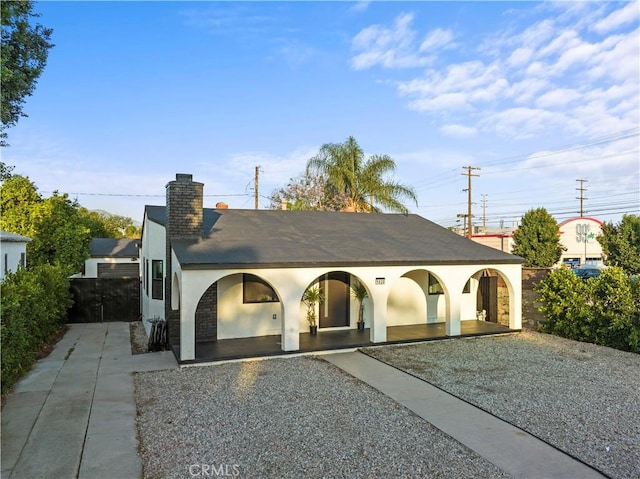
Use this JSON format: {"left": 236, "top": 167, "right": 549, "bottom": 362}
{"left": 375, "top": 278, "right": 385, "bottom": 285}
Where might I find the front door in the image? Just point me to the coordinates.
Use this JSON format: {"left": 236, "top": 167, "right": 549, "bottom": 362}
{"left": 477, "top": 276, "right": 498, "bottom": 323}
{"left": 319, "top": 272, "right": 350, "bottom": 328}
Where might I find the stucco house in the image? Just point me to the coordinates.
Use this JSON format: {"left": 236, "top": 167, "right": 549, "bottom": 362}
{"left": 141, "top": 174, "right": 524, "bottom": 363}
{"left": 0, "top": 230, "right": 31, "bottom": 280}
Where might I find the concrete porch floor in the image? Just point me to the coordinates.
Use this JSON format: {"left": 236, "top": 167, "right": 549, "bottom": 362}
{"left": 175, "top": 320, "right": 516, "bottom": 364}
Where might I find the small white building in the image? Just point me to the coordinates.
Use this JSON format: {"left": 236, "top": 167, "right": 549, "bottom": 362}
{"left": 558, "top": 217, "right": 604, "bottom": 267}
{"left": 0, "top": 231, "right": 31, "bottom": 280}
{"left": 82, "top": 238, "right": 140, "bottom": 278}
{"left": 141, "top": 174, "right": 524, "bottom": 363}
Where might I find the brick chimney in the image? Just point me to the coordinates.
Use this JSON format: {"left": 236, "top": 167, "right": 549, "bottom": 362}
{"left": 165, "top": 173, "right": 204, "bottom": 347}
{"left": 166, "top": 173, "right": 204, "bottom": 238}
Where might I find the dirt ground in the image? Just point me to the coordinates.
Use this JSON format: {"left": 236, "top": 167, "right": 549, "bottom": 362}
{"left": 129, "top": 320, "right": 148, "bottom": 355}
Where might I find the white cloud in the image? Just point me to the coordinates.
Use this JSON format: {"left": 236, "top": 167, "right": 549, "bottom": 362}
{"left": 592, "top": 1, "right": 640, "bottom": 34}
{"left": 506, "top": 47, "right": 533, "bottom": 67}
{"left": 350, "top": 1, "right": 371, "bottom": 14}
{"left": 440, "top": 124, "right": 478, "bottom": 138}
{"left": 358, "top": 3, "right": 639, "bottom": 141}
{"left": 419, "top": 28, "right": 455, "bottom": 52}
{"left": 536, "top": 88, "right": 582, "bottom": 109}
{"left": 351, "top": 13, "right": 435, "bottom": 70}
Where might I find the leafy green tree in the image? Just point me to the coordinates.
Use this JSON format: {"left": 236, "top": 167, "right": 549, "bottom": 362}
{"left": 306, "top": 136, "right": 417, "bottom": 214}
{"left": 1, "top": 0, "right": 54, "bottom": 145}
{"left": 597, "top": 214, "right": 640, "bottom": 275}
{"left": 1, "top": 174, "right": 141, "bottom": 272}
{"left": 0, "top": 161, "right": 15, "bottom": 179}
{"left": 77, "top": 208, "right": 140, "bottom": 238}
{"left": 512, "top": 208, "right": 564, "bottom": 267}
{"left": 28, "top": 193, "right": 91, "bottom": 273}
{"left": 268, "top": 171, "right": 345, "bottom": 211}
{"left": 0, "top": 174, "right": 41, "bottom": 234}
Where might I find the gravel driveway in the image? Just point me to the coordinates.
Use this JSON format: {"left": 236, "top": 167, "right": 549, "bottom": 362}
{"left": 134, "top": 331, "right": 638, "bottom": 479}
{"left": 135, "top": 357, "right": 508, "bottom": 479}
{"left": 363, "top": 331, "right": 640, "bottom": 479}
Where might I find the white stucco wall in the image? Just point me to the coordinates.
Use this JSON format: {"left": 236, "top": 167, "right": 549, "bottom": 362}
{"left": 217, "top": 274, "right": 282, "bottom": 339}
{"left": 140, "top": 217, "right": 166, "bottom": 335}
{"left": 175, "top": 262, "right": 522, "bottom": 361}
{"left": 1, "top": 240, "right": 28, "bottom": 280}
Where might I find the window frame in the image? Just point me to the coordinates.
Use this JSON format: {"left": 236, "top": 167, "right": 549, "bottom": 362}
{"left": 242, "top": 273, "right": 279, "bottom": 304}
{"left": 151, "top": 259, "right": 163, "bottom": 300}
{"left": 428, "top": 273, "right": 444, "bottom": 295}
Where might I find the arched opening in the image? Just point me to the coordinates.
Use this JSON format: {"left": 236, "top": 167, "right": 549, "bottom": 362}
{"left": 215, "top": 273, "right": 281, "bottom": 340}
{"left": 300, "top": 272, "right": 371, "bottom": 333}
{"left": 465, "top": 268, "right": 512, "bottom": 327}
{"left": 387, "top": 269, "right": 447, "bottom": 327}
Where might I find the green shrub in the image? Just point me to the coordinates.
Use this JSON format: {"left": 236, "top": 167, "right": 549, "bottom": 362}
{"left": 1, "top": 264, "right": 72, "bottom": 394}
{"left": 536, "top": 266, "right": 640, "bottom": 353}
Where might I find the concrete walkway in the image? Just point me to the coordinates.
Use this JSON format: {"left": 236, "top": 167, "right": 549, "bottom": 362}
{"left": 3, "top": 325, "right": 606, "bottom": 479}
{"left": 1, "top": 323, "right": 176, "bottom": 479}
{"left": 325, "top": 351, "right": 605, "bottom": 479}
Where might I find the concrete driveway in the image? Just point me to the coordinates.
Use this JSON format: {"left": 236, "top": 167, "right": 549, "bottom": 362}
{"left": 1, "top": 322, "right": 176, "bottom": 479}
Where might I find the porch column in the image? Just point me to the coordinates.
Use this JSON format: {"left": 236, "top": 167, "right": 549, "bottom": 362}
{"left": 369, "top": 289, "right": 387, "bottom": 343}
{"left": 180, "top": 295, "right": 196, "bottom": 361}
{"left": 281, "top": 295, "right": 300, "bottom": 351}
{"left": 446, "top": 296, "right": 461, "bottom": 336}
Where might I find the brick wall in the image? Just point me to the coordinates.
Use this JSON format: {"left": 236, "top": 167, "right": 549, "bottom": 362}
{"left": 195, "top": 283, "right": 217, "bottom": 342}
{"left": 522, "top": 267, "right": 551, "bottom": 329}
{"left": 165, "top": 174, "right": 204, "bottom": 347}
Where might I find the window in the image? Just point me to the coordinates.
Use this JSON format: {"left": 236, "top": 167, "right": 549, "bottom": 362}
{"left": 243, "top": 274, "right": 278, "bottom": 303}
{"left": 152, "top": 260, "right": 163, "bottom": 300}
{"left": 20, "top": 252, "right": 26, "bottom": 269}
{"left": 4, "top": 253, "right": 8, "bottom": 275}
{"left": 428, "top": 273, "right": 444, "bottom": 295}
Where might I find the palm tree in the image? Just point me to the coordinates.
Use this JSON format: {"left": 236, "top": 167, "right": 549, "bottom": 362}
{"left": 306, "top": 136, "right": 418, "bottom": 214}
{"left": 302, "top": 286, "right": 324, "bottom": 328}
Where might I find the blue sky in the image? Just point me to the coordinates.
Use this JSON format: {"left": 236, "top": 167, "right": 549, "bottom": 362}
{"left": 4, "top": 0, "right": 639, "bottom": 229}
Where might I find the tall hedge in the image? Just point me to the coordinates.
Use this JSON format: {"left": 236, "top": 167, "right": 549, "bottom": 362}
{"left": 536, "top": 266, "right": 640, "bottom": 353}
{"left": 1, "top": 264, "right": 72, "bottom": 394}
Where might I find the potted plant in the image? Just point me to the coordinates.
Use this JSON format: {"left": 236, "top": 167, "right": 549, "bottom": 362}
{"left": 302, "top": 286, "right": 324, "bottom": 335}
{"left": 352, "top": 281, "right": 368, "bottom": 331}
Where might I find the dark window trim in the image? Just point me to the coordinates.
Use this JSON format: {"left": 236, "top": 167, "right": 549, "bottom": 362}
{"left": 152, "top": 260, "right": 163, "bottom": 300}
{"left": 243, "top": 273, "right": 279, "bottom": 304}
{"left": 428, "top": 273, "right": 444, "bottom": 295}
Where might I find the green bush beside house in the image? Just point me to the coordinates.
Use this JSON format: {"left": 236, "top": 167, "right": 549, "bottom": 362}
{"left": 1, "top": 265, "right": 72, "bottom": 394}
{"left": 535, "top": 266, "right": 640, "bottom": 353}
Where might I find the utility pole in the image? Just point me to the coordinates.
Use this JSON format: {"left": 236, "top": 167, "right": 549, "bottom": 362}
{"left": 462, "top": 166, "right": 481, "bottom": 238}
{"left": 481, "top": 194, "right": 487, "bottom": 231}
{"left": 457, "top": 213, "right": 467, "bottom": 236}
{"left": 576, "top": 179, "right": 588, "bottom": 217}
{"left": 254, "top": 166, "right": 260, "bottom": 210}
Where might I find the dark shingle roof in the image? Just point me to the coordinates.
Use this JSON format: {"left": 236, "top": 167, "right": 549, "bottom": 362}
{"left": 144, "top": 206, "right": 522, "bottom": 269}
{"left": 89, "top": 238, "right": 139, "bottom": 258}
